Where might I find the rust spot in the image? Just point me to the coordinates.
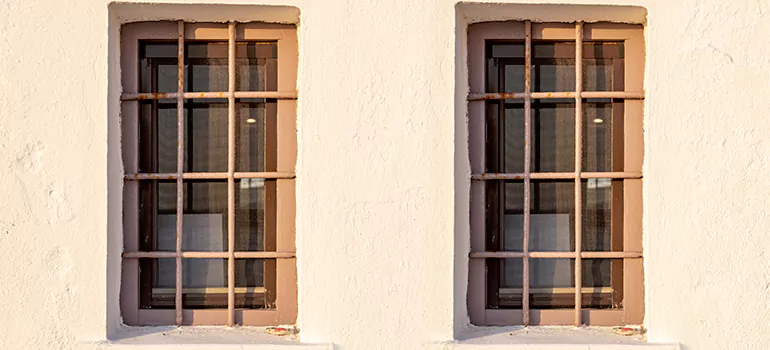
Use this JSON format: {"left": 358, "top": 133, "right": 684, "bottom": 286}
{"left": 167, "top": 175, "right": 175, "bottom": 180}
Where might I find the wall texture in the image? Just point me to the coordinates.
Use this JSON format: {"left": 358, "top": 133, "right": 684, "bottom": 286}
{"left": 0, "top": 0, "right": 768, "bottom": 349}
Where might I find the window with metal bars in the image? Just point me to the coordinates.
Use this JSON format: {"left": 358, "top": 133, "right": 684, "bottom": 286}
{"left": 120, "top": 21, "right": 297, "bottom": 326}
{"left": 467, "top": 21, "right": 645, "bottom": 326}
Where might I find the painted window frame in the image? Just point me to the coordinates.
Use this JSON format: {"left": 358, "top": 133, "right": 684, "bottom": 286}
{"left": 119, "top": 21, "right": 298, "bottom": 326}
{"left": 467, "top": 21, "right": 645, "bottom": 326}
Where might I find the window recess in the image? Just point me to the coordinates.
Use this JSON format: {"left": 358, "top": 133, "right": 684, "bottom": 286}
{"left": 120, "top": 21, "right": 297, "bottom": 327}
{"left": 467, "top": 21, "right": 644, "bottom": 327}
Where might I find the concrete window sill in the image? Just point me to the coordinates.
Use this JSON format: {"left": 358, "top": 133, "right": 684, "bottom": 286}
{"left": 428, "top": 326, "right": 680, "bottom": 350}
{"left": 77, "top": 326, "right": 332, "bottom": 350}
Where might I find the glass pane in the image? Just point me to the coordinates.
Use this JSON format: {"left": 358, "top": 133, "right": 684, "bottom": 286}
{"left": 531, "top": 258, "right": 575, "bottom": 308}
{"left": 181, "top": 258, "right": 228, "bottom": 309}
{"left": 502, "top": 180, "right": 575, "bottom": 253}
{"left": 236, "top": 100, "right": 276, "bottom": 172}
{"left": 140, "top": 43, "right": 177, "bottom": 94}
{"left": 181, "top": 180, "right": 228, "bottom": 252}
{"left": 235, "top": 179, "right": 276, "bottom": 251}
{"left": 189, "top": 60, "right": 228, "bottom": 92}
{"left": 532, "top": 100, "right": 575, "bottom": 172}
{"left": 504, "top": 63, "right": 525, "bottom": 93}
{"left": 486, "top": 43, "right": 525, "bottom": 93}
{"left": 140, "top": 258, "right": 175, "bottom": 309}
{"left": 533, "top": 43, "right": 575, "bottom": 92}
{"left": 503, "top": 101, "right": 525, "bottom": 173}
{"left": 140, "top": 181, "right": 177, "bottom": 252}
{"left": 236, "top": 43, "right": 277, "bottom": 92}
{"left": 582, "top": 258, "right": 622, "bottom": 309}
{"left": 183, "top": 100, "right": 228, "bottom": 172}
{"left": 499, "top": 258, "right": 523, "bottom": 308}
{"left": 582, "top": 100, "right": 617, "bottom": 172}
{"left": 235, "top": 259, "right": 272, "bottom": 308}
{"left": 531, "top": 180, "right": 575, "bottom": 251}
{"left": 583, "top": 43, "right": 624, "bottom": 92}
{"left": 582, "top": 179, "right": 622, "bottom": 252}
{"left": 139, "top": 103, "right": 178, "bottom": 173}
{"left": 503, "top": 182, "right": 525, "bottom": 252}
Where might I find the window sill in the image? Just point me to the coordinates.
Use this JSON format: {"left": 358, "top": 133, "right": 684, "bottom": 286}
{"left": 78, "top": 326, "right": 332, "bottom": 350}
{"left": 427, "top": 326, "right": 680, "bottom": 350}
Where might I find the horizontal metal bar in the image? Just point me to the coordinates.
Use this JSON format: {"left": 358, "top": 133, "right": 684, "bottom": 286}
{"left": 581, "top": 172, "right": 642, "bottom": 179}
{"left": 124, "top": 172, "right": 296, "bottom": 180}
{"left": 471, "top": 172, "right": 642, "bottom": 180}
{"left": 123, "top": 251, "right": 296, "bottom": 259}
{"left": 121, "top": 91, "right": 298, "bottom": 101}
{"left": 501, "top": 287, "right": 612, "bottom": 294}
{"left": 233, "top": 172, "right": 295, "bottom": 179}
{"left": 469, "top": 251, "right": 643, "bottom": 259}
{"left": 467, "top": 91, "right": 644, "bottom": 101}
{"left": 154, "top": 287, "right": 265, "bottom": 294}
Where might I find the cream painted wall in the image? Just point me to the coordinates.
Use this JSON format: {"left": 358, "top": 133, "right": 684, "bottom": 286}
{"left": 0, "top": 0, "right": 768, "bottom": 350}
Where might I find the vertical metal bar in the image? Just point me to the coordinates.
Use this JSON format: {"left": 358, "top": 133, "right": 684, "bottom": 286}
{"left": 227, "top": 21, "right": 237, "bottom": 327}
{"left": 175, "top": 20, "right": 185, "bottom": 327}
{"left": 522, "top": 20, "right": 532, "bottom": 327}
{"left": 573, "top": 21, "right": 584, "bottom": 327}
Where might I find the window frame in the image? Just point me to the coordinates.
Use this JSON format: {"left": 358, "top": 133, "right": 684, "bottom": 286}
{"left": 467, "top": 21, "right": 645, "bottom": 326}
{"left": 119, "top": 21, "right": 298, "bottom": 326}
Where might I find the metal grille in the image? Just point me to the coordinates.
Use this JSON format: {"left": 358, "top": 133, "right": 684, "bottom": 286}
{"left": 468, "top": 21, "right": 645, "bottom": 326}
{"left": 121, "top": 21, "right": 297, "bottom": 326}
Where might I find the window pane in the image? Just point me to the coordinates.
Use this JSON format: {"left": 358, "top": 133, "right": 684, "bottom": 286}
{"left": 532, "top": 100, "right": 575, "bottom": 172}
{"left": 582, "top": 258, "right": 622, "bottom": 309}
{"left": 140, "top": 258, "right": 174, "bottom": 309}
{"left": 139, "top": 103, "right": 177, "bottom": 173}
{"left": 184, "top": 100, "right": 228, "bottom": 172}
{"left": 582, "top": 179, "right": 623, "bottom": 252}
{"left": 140, "top": 181, "right": 176, "bottom": 252}
{"left": 503, "top": 101, "right": 525, "bottom": 173}
{"left": 236, "top": 43, "right": 277, "bottom": 92}
{"left": 533, "top": 43, "right": 575, "bottom": 92}
{"left": 582, "top": 100, "right": 618, "bottom": 172}
{"left": 236, "top": 100, "right": 276, "bottom": 172}
{"left": 486, "top": 43, "right": 525, "bottom": 93}
{"left": 531, "top": 180, "right": 575, "bottom": 251}
{"left": 503, "top": 181, "right": 525, "bottom": 252}
{"left": 499, "top": 258, "right": 523, "bottom": 308}
{"left": 583, "top": 43, "right": 624, "bottom": 92}
{"left": 180, "top": 258, "right": 228, "bottom": 309}
{"left": 236, "top": 259, "right": 272, "bottom": 309}
{"left": 181, "top": 180, "right": 228, "bottom": 252}
{"left": 235, "top": 179, "right": 276, "bottom": 251}
{"left": 530, "top": 258, "right": 575, "bottom": 309}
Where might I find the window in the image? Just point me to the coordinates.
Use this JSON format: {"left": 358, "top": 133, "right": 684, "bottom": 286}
{"left": 467, "top": 21, "right": 644, "bottom": 326}
{"left": 120, "top": 21, "right": 297, "bottom": 326}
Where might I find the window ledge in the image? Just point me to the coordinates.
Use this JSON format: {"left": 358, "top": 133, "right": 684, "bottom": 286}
{"left": 427, "top": 326, "right": 680, "bottom": 350}
{"left": 78, "top": 326, "right": 332, "bottom": 350}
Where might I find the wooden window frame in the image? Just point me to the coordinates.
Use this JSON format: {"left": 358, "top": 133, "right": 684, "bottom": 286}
{"left": 120, "top": 21, "right": 297, "bottom": 326}
{"left": 467, "top": 21, "right": 644, "bottom": 326}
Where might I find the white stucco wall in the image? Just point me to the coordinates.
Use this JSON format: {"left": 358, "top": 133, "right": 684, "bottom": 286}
{"left": 0, "top": 0, "right": 768, "bottom": 349}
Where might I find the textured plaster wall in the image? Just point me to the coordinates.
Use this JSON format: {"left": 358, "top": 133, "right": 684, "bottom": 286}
{"left": 0, "top": 1, "right": 768, "bottom": 350}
